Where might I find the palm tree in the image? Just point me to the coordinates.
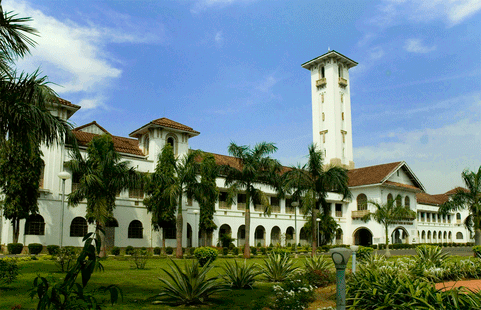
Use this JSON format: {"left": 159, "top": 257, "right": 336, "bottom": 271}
{"left": 143, "top": 144, "right": 177, "bottom": 254}
{"left": 195, "top": 153, "right": 219, "bottom": 246}
{"left": 161, "top": 148, "right": 202, "bottom": 258}
{"left": 0, "top": 4, "right": 72, "bottom": 148}
{"left": 285, "top": 145, "right": 351, "bottom": 256}
{"left": 224, "top": 142, "right": 281, "bottom": 258}
{"left": 362, "top": 194, "right": 415, "bottom": 257}
{"left": 439, "top": 167, "right": 481, "bottom": 245}
{"left": 66, "top": 135, "right": 140, "bottom": 257}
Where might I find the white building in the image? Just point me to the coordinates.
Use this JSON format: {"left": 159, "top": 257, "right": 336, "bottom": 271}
{"left": 0, "top": 51, "right": 472, "bottom": 252}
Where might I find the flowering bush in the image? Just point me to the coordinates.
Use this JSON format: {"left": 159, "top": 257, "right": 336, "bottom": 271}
{"left": 273, "top": 274, "right": 314, "bottom": 310}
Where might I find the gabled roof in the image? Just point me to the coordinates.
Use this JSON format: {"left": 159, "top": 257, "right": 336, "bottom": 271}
{"left": 417, "top": 187, "right": 469, "bottom": 206}
{"left": 74, "top": 121, "right": 110, "bottom": 134}
{"left": 301, "top": 50, "right": 358, "bottom": 70}
{"left": 49, "top": 98, "right": 81, "bottom": 118}
{"left": 130, "top": 117, "right": 200, "bottom": 138}
{"left": 72, "top": 130, "right": 144, "bottom": 156}
{"left": 57, "top": 98, "right": 81, "bottom": 109}
{"left": 348, "top": 161, "right": 425, "bottom": 192}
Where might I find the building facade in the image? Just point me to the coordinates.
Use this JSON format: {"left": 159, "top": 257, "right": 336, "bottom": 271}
{"left": 0, "top": 51, "right": 472, "bottom": 252}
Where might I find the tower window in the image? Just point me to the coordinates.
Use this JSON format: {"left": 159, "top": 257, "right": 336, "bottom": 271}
{"left": 143, "top": 134, "right": 149, "bottom": 155}
{"left": 341, "top": 94, "right": 343, "bottom": 103}
{"left": 338, "top": 65, "right": 343, "bottom": 78}
{"left": 166, "top": 134, "right": 178, "bottom": 155}
{"left": 320, "top": 66, "right": 325, "bottom": 78}
{"left": 321, "top": 93, "right": 324, "bottom": 103}
{"left": 342, "top": 112, "right": 344, "bottom": 120}
{"left": 322, "top": 113, "right": 325, "bottom": 121}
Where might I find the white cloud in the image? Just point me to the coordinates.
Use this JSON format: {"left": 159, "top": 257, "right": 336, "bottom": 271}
{"left": 256, "top": 74, "right": 278, "bottom": 93}
{"left": 3, "top": 0, "right": 163, "bottom": 111}
{"left": 214, "top": 31, "right": 224, "bottom": 47}
{"left": 355, "top": 96, "right": 481, "bottom": 193}
{"left": 191, "top": 0, "right": 255, "bottom": 13}
{"left": 404, "top": 38, "right": 436, "bottom": 53}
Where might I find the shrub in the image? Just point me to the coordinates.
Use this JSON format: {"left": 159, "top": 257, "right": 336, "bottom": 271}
{"left": 233, "top": 247, "right": 240, "bottom": 255}
{"left": 131, "top": 248, "right": 150, "bottom": 269}
{"left": 220, "top": 234, "right": 235, "bottom": 248}
{"left": 7, "top": 243, "right": 23, "bottom": 255}
{"left": 154, "top": 247, "right": 161, "bottom": 255}
{"left": 46, "top": 245, "right": 60, "bottom": 255}
{"left": 271, "top": 248, "right": 290, "bottom": 257}
{"left": 251, "top": 247, "right": 257, "bottom": 255}
{"left": 194, "top": 247, "right": 218, "bottom": 267}
{"left": 261, "top": 247, "right": 267, "bottom": 255}
{"left": 356, "top": 246, "right": 374, "bottom": 261}
{"left": 261, "top": 253, "right": 299, "bottom": 282}
{"left": 223, "top": 247, "right": 229, "bottom": 255}
{"left": 166, "top": 247, "right": 174, "bottom": 255}
{"left": 273, "top": 274, "right": 315, "bottom": 310}
{"left": 28, "top": 243, "right": 43, "bottom": 255}
{"left": 125, "top": 246, "right": 135, "bottom": 255}
{"left": 222, "top": 259, "right": 261, "bottom": 289}
{"left": 473, "top": 246, "right": 481, "bottom": 258}
{"left": 111, "top": 246, "right": 121, "bottom": 256}
{"left": 229, "top": 243, "right": 235, "bottom": 250}
{"left": 189, "top": 247, "right": 195, "bottom": 255}
{"left": 158, "top": 259, "right": 230, "bottom": 305}
{"left": 257, "top": 242, "right": 262, "bottom": 247}
{"left": 55, "top": 247, "right": 78, "bottom": 273}
{"left": 304, "top": 255, "right": 333, "bottom": 272}
{"left": 0, "top": 259, "right": 19, "bottom": 285}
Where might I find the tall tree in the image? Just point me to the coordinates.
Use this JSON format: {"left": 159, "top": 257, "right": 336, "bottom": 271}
{"left": 439, "top": 167, "right": 481, "bottom": 245}
{"left": 224, "top": 142, "right": 281, "bottom": 258}
{"left": 362, "top": 194, "right": 415, "bottom": 257}
{"left": 284, "top": 145, "right": 351, "bottom": 256}
{"left": 195, "top": 153, "right": 219, "bottom": 246}
{"left": 143, "top": 144, "right": 177, "bottom": 254}
{"left": 0, "top": 140, "right": 43, "bottom": 243}
{"left": 67, "top": 135, "right": 139, "bottom": 256}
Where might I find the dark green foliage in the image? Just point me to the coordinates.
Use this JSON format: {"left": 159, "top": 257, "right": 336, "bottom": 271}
{"left": 7, "top": 243, "right": 23, "bottom": 254}
{"left": 30, "top": 232, "right": 122, "bottom": 309}
{"left": 223, "top": 247, "right": 229, "bottom": 255}
{"left": 261, "top": 253, "right": 299, "bottom": 282}
{"left": 125, "top": 246, "right": 134, "bottom": 255}
{"left": 303, "top": 255, "right": 334, "bottom": 288}
{"left": 0, "top": 259, "right": 19, "bottom": 285}
{"left": 222, "top": 259, "right": 261, "bottom": 289}
{"left": 251, "top": 247, "right": 257, "bottom": 255}
{"left": 356, "top": 246, "right": 374, "bottom": 261}
{"left": 260, "top": 247, "right": 267, "bottom": 255}
{"left": 153, "top": 247, "right": 161, "bottom": 255}
{"left": 257, "top": 242, "right": 261, "bottom": 247}
{"left": 220, "top": 234, "right": 235, "bottom": 248}
{"left": 111, "top": 247, "right": 120, "bottom": 256}
{"left": 0, "top": 141, "right": 43, "bottom": 243}
{"left": 158, "top": 259, "right": 230, "bottom": 305}
{"left": 46, "top": 245, "right": 60, "bottom": 255}
{"left": 273, "top": 274, "right": 315, "bottom": 310}
{"left": 194, "top": 247, "right": 218, "bottom": 267}
{"left": 233, "top": 247, "right": 240, "bottom": 255}
{"left": 166, "top": 247, "right": 174, "bottom": 255}
{"left": 28, "top": 243, "right": 43, "bottom": 255}
{"left": 131, "top": 248, "right": 150, "bottom": 269}
{"left": 271, "top": 248, "right": 290, "bottom": 257}
{"left": 189, "top": 247, "right": 195, "bottom": 255}
{"left": 196, "top": 154, "right": 219, "bottom": 246}
{"left": 55, "top": 247, "right": 79, "bottom": 273}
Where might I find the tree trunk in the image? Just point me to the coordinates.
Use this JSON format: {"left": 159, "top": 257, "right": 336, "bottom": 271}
{"left": 12, "top": 218, "right": 20, "bottom": 244}
{"left": 176, "top": 193, "right": 183, "bottom": 258}
{"left": 385, "top": 225, "right": 391, "bottom": 258}
{"left": 244, "top": 191, "right": 251, "bottom": 258}
{"left": 97, "top": 222, "right": 106, "bottom": 258}
{"left": 475, "top": 228, "right": 481, "bottom": 246}
{"left": 162, "top": 228, "right": 166, "bottom": 255}
{"left": 312, "top": 208, "right": 317, "bottom": 257}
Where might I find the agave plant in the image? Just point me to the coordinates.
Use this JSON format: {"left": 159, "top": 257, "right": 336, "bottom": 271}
{"left": 415, "top": 245, "right": 450, "bottom": 268}
{"left": 221, "top": 259, "right": 261, "bottom": 289}
{"left": 261, "top": 253, "right": 299, "bottom": 282}
{"left": 158, "top": 259, "right": 230, "bottom": 305}
{"left": 304, "top": 255, "right": 333, "bottom": 272}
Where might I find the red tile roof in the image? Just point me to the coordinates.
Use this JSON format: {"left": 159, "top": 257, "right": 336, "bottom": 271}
{"left": 72, "top": 130, "right": 144, "bottom": 156}
{"left": 347, "top": 162, "right": 401, "bottom": 187}
{"left": 57, "top": 98, "right": 81, "bottom": 109}
{"left": 74, "top": 121, "right": 109, "bottom": 134}
{"left": 416, "top": 187, "right": 469, "bottom": 206}
{"left": 130, "top": 117, "right": 200, "bottom": 137}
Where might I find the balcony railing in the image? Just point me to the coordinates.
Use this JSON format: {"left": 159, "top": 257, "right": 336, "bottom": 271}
{"left": 237, "top": 203, "right": 246, "bottom": 211}
{"left": 219, "top": 201, "right": 231, "bottom": 210}
{"left": 271, "top": 205, "right": 280, "bottom": 213}
{"left": 335, "top": 211, "right": 343, "bottom": 218}
{"left": 457, "top": 219, "right": 461, "bottom": 224}
{"left": 254, "top": 204, "right": 263, "bottom": 212}
{"left": 352, "top": 210, "right": 370, "bottom": 219}
{"left": 339, "top": 77, "right": 348, "bottom": 87}
{"left": 316, "top": 78, "right": 327, "bottom": 87}
{"left": 286, "top": 207, "right": 295, "bottom": 214}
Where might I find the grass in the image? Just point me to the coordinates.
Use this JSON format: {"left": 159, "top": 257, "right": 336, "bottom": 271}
{"left": 0, "top": 256, "right": 310, "bottom": 310}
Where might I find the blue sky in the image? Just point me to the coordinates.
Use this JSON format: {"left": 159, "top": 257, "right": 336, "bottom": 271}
{"left": 4, "top": 0, "right": 481, "bottom": 194}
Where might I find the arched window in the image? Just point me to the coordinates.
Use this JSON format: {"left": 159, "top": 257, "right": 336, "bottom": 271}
{"left": 128, "top": 220, "right": 143, "bottom": 239}
{"left": 166, "top": 134, "right": 178, "bottom": 155}
{"left": 456, "top": 232, "right": 463, "bottom": 240}
{"left": 25, "top": 214, "right": 45, "bottom": 235}
{"left": 456, "top": 213, "right": 461, "bottom": 220}
{"left": 387, "top": 193, "right": 393, "bottom": 204}
{"left": 405, "top": 196, "right": 410, "bottom": 208}
{"left": 396, "top": 195, "right": 402, "bottom": 207}
{"left": 143, "top": 134, "right": 149, "bottom": 155}
{"left": 70, "top": 217, "right": 88, "bottom": 237}
{"left": 356, "top": 194, "right": 367, "bottom": 211}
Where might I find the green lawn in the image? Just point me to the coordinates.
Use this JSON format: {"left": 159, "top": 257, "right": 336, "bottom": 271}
{"left": 0, "top": 256, "right": 309, "bottom": 310}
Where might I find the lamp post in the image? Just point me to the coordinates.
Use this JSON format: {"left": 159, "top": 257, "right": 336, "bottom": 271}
{"left": 193, "top": 209, "right": 199, "bottom": 247}
{"left": 291, "top": 201, "right": 299, "bottom": 253}
{"left": 58, "top": 171, "right": 71, "bottom": 247}
{"left": 329, "top": 247, "right": 352, "bottom": 310}
{"left": 316, "top": 217, "right": 321, "bottom": 248}
{"left": 350, "top": 245, "right": 359, "bottom": 274}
